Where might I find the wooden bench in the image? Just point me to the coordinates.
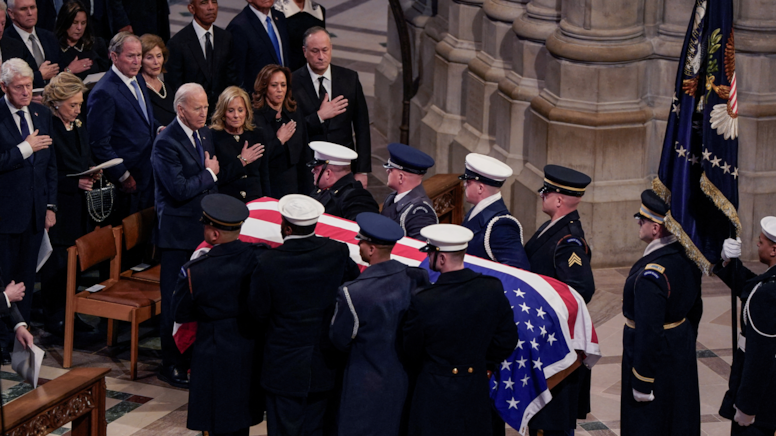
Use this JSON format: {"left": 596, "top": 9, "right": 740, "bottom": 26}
{"left": 422, "top": 174, "right": 464, "bottom": 225}
{"left": 3, "top": 367, "right": 109, "bottom": 436}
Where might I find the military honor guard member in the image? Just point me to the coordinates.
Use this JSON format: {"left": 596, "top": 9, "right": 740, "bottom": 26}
{"left": 403, "top": 224, "right": 518, "bottom": 436}
{"left": 173, "top": 194, "right": 267, "bottom": 436}
{"left": 330, "top": 212, "right": 430, "bottom": 436}
{"left": 308, "top": 141, "right": 379, "bottom": 221}
{"left": 620, "top": 190, "right": 703, "bottom": 436}
{"left": 524, "top": 164, "right": 595, "bottom": 436}
{"left": 460, "top": 153, "right": 529, "bottom": 270}
{"left": 380, "top": 143, "right": 438, "bottom": 240}
{"left": 250, "top": 194, "right": 361, "bottom": 436}
{"left": 714, "top": 217, "right": 776, "bottom": 435}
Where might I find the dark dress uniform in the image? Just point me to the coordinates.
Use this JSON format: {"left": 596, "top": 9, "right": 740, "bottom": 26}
{"left": 403, "top": 268, "right": 518, "bottom": 436}
{"left": 310, "top": 172, "right": 379, "bottom": 221}
{"left": 330, "top": 259, "right": 430, "bottom": 436}
{"left": 463, "top": 198, "right": 529, "bottom": 270}
{"left": 714, "top": 259, "right": 776, "bottom": 434}
{"left": 250, "top": 234, "right": 360, "bottom": 435}
{"left": 254, "top": 104, "right": 312, "bottom": 198}
{"left": 212, "top": 129, "right": 272, "bottom": 202}
{"left": 173, "top": 239, "right": 268, "bottom": 435}
{"left": 381, "top": 184, "right": 437, "bottom": 240}
{"left": 620, "top": 241, "right": 703, "bottom": 436}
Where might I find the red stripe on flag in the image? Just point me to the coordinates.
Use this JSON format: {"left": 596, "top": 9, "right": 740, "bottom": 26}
{"left": 543, "top": 276, "right": 579, "bottom": 339}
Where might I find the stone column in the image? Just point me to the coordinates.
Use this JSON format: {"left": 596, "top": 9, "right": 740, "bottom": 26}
{"left": 524, "top": 0, "right": 655, "bottom": 266}
{"left": 447, "top": 0, "right": 526, "bottom": 180}
{"left": 733, "top": 0, "right": 776, "bottom": 259}
{"left": 418, "top": 0, "right": 483, "bottom": 173}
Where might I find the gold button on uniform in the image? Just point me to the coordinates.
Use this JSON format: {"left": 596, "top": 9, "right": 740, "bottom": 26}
{"left": 468, "top": 367, "right": 473, "bottom": 373}
{"left": 452, "top": 368, "right": 458, "bottom": 374}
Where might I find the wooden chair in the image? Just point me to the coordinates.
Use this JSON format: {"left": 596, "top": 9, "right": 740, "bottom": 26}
{"left": 64, "top": 225, "right": 162, "bottom": 380}
{"left": 119, "top": 207, "right": 161, "bottom": 283}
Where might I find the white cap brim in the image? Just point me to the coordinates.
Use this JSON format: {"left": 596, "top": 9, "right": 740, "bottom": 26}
{"left": 761, "top": 216, "right": 776, "bottom": 243}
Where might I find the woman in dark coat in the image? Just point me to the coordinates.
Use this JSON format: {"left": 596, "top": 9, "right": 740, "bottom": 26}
{"left": 139, "top": 34, "right": 176, "bottom": 126}
{"left": 274, "top": 0, "right": 326, "bottom": 71}
{"left": 54, "top": 1, "right": 110, "bottom": 81}
{"left": 210, "top": 86, "right": 271, "bottom": 202}
{"left": 252, "top": 64, "right": 312, "bottom": 198}
{"left": 39, "top": 72, "right": 100, "bottom": 334}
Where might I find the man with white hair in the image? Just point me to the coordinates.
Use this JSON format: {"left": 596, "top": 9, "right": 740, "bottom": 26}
{"left": 0, "top": 58, "right": 55, "bottom": 361}
{"left": 715, "top": 217, "right": 776, "bottom": 435}
{"left": 151, "top": 82, "right": 219, "bottom": 388}
{"left": 250, "top": 194, "right": 360, "bottom": 436}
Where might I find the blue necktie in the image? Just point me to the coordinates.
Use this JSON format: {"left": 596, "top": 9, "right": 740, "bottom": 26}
{"left": 265, "top": 16, "right": 283, "bottom": 66}
{"left": 193, "top": 132, "right": 205, "bottom": 166}
{"left": 17, "top": 110, "right": 33, "bottom": 164}
{"left": 130, "top": 79, "right": 150, "bottom": 123}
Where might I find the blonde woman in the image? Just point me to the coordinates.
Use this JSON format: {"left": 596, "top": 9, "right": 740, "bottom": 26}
{"left": 210, "top": 86, "right": 269, "bottom": 202}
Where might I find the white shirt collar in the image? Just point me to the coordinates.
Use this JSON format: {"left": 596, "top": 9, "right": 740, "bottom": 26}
{"left": 307, "top": 63, "right": 331, "bottom": 84}
{"left": 111, "top": 64, "right": 136, "bottom": 86}
{"left": 394, "top": 190, "right": 410, "bottom": 204}
{"left": 249, "top": 4, "right": 271, "bottom": 23}
{"left": 274, "top": 0, "right": 324, "bottom": 20}
{"left": 192, "top": 19, "right": 213, "bottom": 41}
{"left": 177, "top": 116, "right": 198, "bottom": 146}
{"left": 4, "top": 95, "right": 26, "bottom": 113}
{"left": 468, "top": 192, "right": 501, "bottom": 221}
{"left": 12, "top": 24, "right": 37, "bottom": 42}
{"left": 642, "top": 235, "right": 678, "bottom": 257}
{"left": 536, "top": 213, "right": 567, "bottom": 239}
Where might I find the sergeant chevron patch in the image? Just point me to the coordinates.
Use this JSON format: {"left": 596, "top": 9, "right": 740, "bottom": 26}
{"left": 568, "top": 253, "right": 583, "bottom": 267}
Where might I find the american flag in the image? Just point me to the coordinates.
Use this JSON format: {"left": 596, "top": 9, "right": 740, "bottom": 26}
{"left": 176, "top": 197, "right": 601, "bottom": 433}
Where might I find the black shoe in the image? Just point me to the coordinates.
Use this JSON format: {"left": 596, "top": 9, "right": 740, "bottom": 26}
{"left": 158, "top": 365, "right": 189, "bottom": 389}
{"left": 0, "top": 347, "right": 10, "bottom": 365}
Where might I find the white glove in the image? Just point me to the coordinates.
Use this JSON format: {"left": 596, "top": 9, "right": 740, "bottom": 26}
{"left": 632, "top": 388, "right": 654, "bottom": 402}
{"left": 734, "top": 405, "right": 755, "bottom": 426}
{"left": 722, "top": 237, "right": 742, "bottom": 262}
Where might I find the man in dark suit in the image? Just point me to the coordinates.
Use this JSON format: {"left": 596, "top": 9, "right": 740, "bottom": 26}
{"left": 403, "top": 224, "right": 518, "bottom": 436}
{"left": 308, "top": 141, "right": 378, "bottom": 221}
{"left": 381, "top": 142, "right": 437, "bottom": 240}
{"left": 459, "top": 153, "right": 529, "bottom": 270}
{"left": 87, "top": 32, "right": 160, "bottom": 219}
{"left": 292, "top": 27, "right": 371, "bottom": 187}
{"left": 6, "top": 0, "right": 60, "bottom": 88}
{"left": 227, "top": 0, "right": 290, "bottom": 94}
{"left": 524, "top": 164, "right": 595, "bottom": 436}
{"left": 119, "top": 0, "right": 170, "bottom": 42}
{"left": 250, "top": 194, "right": 360, "bottom": 436}
{"left": 0, "top": 3, "right": 38, "bottom": 81}
{"left": 151, "top": 82, "right": 219, "bottom": 388}
{"left": 165, "top": 0, "right": 236, "bottom": 114}
{"left": 0, "top": 58, "right": 56, "bottom": 359}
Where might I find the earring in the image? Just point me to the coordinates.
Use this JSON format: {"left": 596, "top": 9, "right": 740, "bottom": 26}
{"left": 55, "top": 106, "right": 59, "bottom": 110}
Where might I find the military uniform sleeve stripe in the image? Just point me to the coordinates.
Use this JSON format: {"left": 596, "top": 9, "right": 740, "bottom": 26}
{"left": 632, "top": 368, "right": 654, "bottom": 383}
{"left": 343, "top": 287, "right": 360, "bottom": 339}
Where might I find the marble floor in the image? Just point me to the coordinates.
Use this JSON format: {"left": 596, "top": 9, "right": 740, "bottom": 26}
{"left": 6, "top": 0, "right": 750, "bottom": 435}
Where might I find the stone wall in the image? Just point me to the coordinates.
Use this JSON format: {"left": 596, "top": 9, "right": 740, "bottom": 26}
{"left": 373, "top": 0, "right": 776, "bottom": 267}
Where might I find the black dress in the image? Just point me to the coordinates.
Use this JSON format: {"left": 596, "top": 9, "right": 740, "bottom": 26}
{"left": 59, "top": 37, "right": 110, "bottom": 81}
{"left": 279, "top": 1, "right": 325, "bottom": 71}
{"left": 212, "top": 128, "right": 272, "bottom": 202}
{"left": 146, "top": 79, "right": 177, "bottom": 126}
{"left": 253, "top": 104, "right": 312, "bottom": 198}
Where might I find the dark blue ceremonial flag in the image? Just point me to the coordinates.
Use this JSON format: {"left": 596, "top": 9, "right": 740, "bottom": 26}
{"left": 655, "top": 0, "right": 740, "bottom": 274}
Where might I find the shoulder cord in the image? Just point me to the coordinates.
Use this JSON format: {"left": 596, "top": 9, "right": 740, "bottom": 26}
{"left": 743, "top": 282, "right": 776, "bottom": 338}
{"left": 399, "top": 200, "right": 438, "bottom": 235}
{"left": 484, "top": 215, "right": 524, "bottom": 263}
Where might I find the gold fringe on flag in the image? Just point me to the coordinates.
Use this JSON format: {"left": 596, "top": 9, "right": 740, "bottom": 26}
{"left": 663, "top": 211, "right": 713, "bottom": 275}
{"left": 700, "top": 172, "right": 741, "bottom": 238}
{"left": 652, "top": 177, "right": 671, "bottom": 204}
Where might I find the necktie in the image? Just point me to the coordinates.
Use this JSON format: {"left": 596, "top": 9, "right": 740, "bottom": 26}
{"left": 205, "top": 32, "right": 214, "bottom": 72}
{"left": 265, "top": 16, "right": 283, "bottom": 66}
{"left": 29, "top": 34, "right": 45, "bottom": 67}
{"left": 17, "top": 110, "right": 33, "bottom": 164}
{"left": 193, "top": 132, "right": 205, "bottom": 166}
{"left": 130, "top": 79, "right": 150, "bottom": 123}
{"left": 318, "top": 76, "right": 327, "bottom": 103}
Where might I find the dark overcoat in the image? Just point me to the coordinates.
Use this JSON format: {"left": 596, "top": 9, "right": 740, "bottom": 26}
{"left": 403, "top": 268, "right": 518, "bottom": 436}
{"left": 329, "top": 260, "right": 429, "bottom": 436}
{"left": 381, "top": 184, "right": 437, "bottom": 240}
{"left": 463, "top": 198, "right": 529, "bottom": 270}
{"left": 253, "top": 104, "right": 312, "bottom": 198}
{"left": 310, "top": 172, "right": 379, "bottom": 221}
{"left": 620, "top": 241, "right": 702, "bottom": 436}
{"left": 715, "top": 259, "right": 776, "bottom": 431}
{"left": 250, "top": 235, "right": 361, "bottom": 396}
{"left": 173, "top": 240, "right": 268, "bottom": 434}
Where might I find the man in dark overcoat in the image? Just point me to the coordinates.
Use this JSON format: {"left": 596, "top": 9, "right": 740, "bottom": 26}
{"left": 619, "top": 190, "right": 703, "bottom": 436}
{"left": 307, "top": 141, "right": 378, "bottom": 221}
{"left": 250, "top": 194, "right": 360, "bottom": 436}
{"left": 330, "top": 212, "right": 429, "bottom": 436}
{"left": 403, "top": 224, "right": 518, "bottom": 436}
{"left": 715, "top": 216, "right": 776, "bottom": 435}
{"left": 524, "top": 164, "right": 595, "bottom": 436}
{"left": 173, "top": 194, "right": 267, "bottom": 436}
{"left": 380, "top": 143, "right": 437, "bottom": 240}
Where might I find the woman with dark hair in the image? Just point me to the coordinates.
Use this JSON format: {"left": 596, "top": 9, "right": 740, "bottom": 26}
{"left": 140, "top": 33, "right": 176, "bottom": 125}
{"left": 55, "top": 0, "right": 110, "bottom": 80}
{"left": 210, "top": 86, "right": 271, "bottom": 202}
{"left": 253, "top": 64, "right": 312, "bottom": 197}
